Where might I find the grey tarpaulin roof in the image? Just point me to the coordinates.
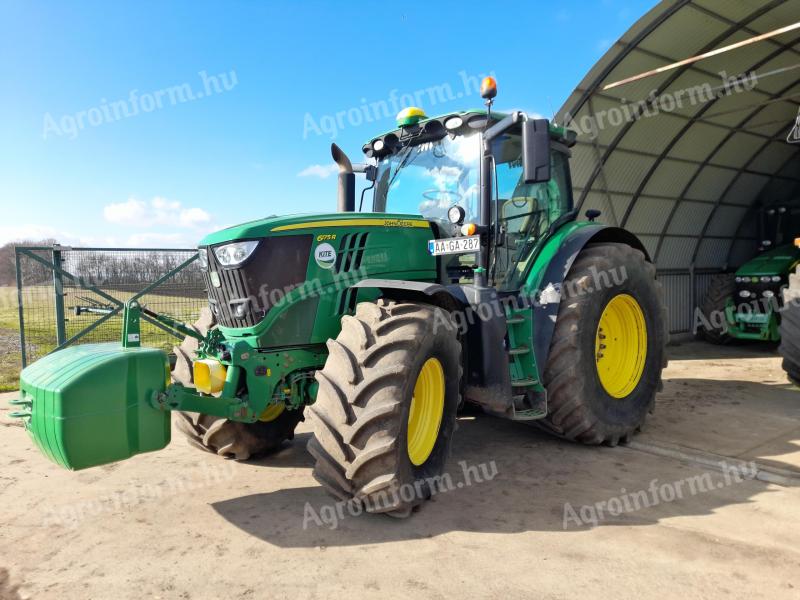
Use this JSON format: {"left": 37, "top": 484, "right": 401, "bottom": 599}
{"left": 556, "top": 0, "right": 800, "bottom": 271}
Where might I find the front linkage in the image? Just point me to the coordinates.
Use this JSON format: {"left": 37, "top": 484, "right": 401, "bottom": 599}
{"left": 123, "top": 301, "right": 323, "bottom": 423}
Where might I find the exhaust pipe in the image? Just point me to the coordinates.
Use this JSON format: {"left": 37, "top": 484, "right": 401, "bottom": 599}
{"left": 331, "top": 143, "right": 355, "bottom": 212}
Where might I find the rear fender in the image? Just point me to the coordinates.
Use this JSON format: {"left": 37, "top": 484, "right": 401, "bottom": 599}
{"left": 529, "top": 225, "right": 650, "bottom": 374}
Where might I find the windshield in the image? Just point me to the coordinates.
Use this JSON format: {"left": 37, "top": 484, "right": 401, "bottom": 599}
{"left": 371, "top": 134, "right": 481, "bottom": 224}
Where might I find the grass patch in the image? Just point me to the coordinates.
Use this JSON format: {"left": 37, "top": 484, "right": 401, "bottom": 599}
{"left": 0, "top": 285, "right": 204, "bottom": 391}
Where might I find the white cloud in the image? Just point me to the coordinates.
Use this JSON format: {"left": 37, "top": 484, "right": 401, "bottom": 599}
{"left": 124, "top": 232, "right": 194, "bottom": 248}
{"left": 0, "top": 225, "right": 118, "bottom": 247}
{"left": 103, "top": 196, "right": 211, "bottom": 229}
{"left": 298, "top": 163, "right": 339, "bottom": 178}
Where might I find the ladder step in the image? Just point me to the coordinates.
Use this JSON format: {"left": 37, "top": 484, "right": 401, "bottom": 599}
{"left": 508, "top": 345, "right": 530, "bottom": 356}
{"left": 506, "top": 316, "right": 525, "bottom": 325}
{"left": 510, "top": 408, "right": 547, "bottom": 421}
{"left": 511, "top": 378, "right": 539, "bottom": 387}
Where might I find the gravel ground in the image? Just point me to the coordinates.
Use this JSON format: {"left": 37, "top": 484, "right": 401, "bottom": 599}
{"left": 0, "top": 341, "right": 798, "bottom": 599}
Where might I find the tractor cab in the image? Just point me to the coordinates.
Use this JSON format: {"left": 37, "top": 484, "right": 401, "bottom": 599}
{"left": 362, "top": 105, "right": 576, "bottom": 290}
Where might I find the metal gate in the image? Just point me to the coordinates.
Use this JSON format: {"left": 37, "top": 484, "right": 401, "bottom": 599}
{"left": 14, "top": 245, "right": 207, "bottom": 368}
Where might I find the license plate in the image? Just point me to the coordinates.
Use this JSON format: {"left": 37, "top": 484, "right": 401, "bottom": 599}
{"left": 428, "top": 236, "right": 481, "bottom": 256}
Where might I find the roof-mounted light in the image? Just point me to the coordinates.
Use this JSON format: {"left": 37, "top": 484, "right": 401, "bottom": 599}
{"left": 396, "top": 107, "right": 427, "bottom": 128}
{"left": 444, "top": 116, "right": 463, "bottom": 130}
{"left": 480, "top": 76, "right": 497, "bottom": 100}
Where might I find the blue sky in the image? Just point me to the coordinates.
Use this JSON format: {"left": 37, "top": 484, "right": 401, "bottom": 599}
{"left": 0, "top": 0, "right": 657, "bottom": 248}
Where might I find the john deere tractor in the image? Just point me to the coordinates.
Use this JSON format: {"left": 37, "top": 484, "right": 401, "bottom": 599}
{"left": 13, "top": 79, "right": 667, "bottom": 517}
{"left": 700, "top": 205, "right": 800, "bottom": 344}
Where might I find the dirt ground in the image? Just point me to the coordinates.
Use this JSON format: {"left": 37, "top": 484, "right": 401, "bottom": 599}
{"left": 1, "top": 340, "right": 799, "bottom": 600}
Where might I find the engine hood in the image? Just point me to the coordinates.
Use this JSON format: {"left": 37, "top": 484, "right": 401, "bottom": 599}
{"left": 735, "top": 244, "right": 800, "bottom": 277}
{"left": 199, "top": 213, "right": 431, "bottom": 246}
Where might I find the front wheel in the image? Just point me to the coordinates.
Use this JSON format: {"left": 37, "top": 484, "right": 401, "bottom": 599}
{"left": 307, "top": 299, "right": 462, "bottom": 517}
{"left": 538, "top": 242, "right": 668, "bottom": 446}
{"left": 172, "top": 307, "right": 304, "bottom": 460}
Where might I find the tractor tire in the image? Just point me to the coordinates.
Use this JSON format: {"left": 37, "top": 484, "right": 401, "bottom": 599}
{"left": 698, "top": 273, "right": 735, "bottom": 344}
{"left": 307, "top": 299, "right": 461, "bottom": 518}
{"left": 538, "top": 242, "right": 668, "bottom": 446}
{"left": 779, "top": 270, "right": 800, "bottom": 386}
{"left": 172, "top": 307, "right": 304, "bottom": 460}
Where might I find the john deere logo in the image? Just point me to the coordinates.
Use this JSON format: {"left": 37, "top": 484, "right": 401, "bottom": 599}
{"left": 315, "top": 243, "right": 337, "bottom": 269}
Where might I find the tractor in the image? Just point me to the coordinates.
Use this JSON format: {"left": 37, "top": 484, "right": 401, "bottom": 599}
{"left": 13, "top": 79, "right": 667, "bottom": 517}
{"left": 700, "top": 204, "right": 800, "bottom": 344}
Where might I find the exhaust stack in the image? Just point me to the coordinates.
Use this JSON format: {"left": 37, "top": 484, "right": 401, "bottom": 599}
{"left": 331, "top": 143, "right": 355, "bottom": 212}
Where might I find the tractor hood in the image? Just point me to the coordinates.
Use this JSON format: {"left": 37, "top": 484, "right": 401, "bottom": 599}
{"left": 199, "top": 213, "right": 431, "bottom": 246}
{"left": 735, "top": 244, "right": 800, "bottom": 277}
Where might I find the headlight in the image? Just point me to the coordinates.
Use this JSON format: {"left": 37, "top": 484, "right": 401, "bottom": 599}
{"left": 760, "top": 276, "right": 771, "bottom": 283}
{"left": 213, "top": 240, "right": 259, "bottom": 267}
{"left": 197, "top": 247, "right": 209, "bottom": 270}
{"left": 739, "top": 290, "right": 752, "bottom": 298}
{"left": 763, "top": 290, "right": 775, "bottom": 298}
{"left": 735, "top": 277, "right": 742, "bottom": 283}
{"left": 772, "top": 276, "right": 781, "bottom": 283}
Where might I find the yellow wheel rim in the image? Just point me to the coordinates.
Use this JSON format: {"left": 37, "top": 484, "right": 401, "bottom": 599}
{"left": 259, "top": 403, "right": 285, "bottom": 422}
{"left": 407, "top": 357, "right": 445, "bottom": 466}
{"left": 595, "top": 294, "right": 648, "bottom": 399}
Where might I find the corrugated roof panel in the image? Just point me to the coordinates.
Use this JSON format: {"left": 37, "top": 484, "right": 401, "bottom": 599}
{"left": 626, "top": 196, "right": 677, "bottom": 234}
{"left": 643, "top": 158, "right": 699, "bottom": 197}
{"left": 668, "top": 121, "right": 730, "bottom": 162}
{"left": 721, "top": 172, "right": 771, "bottom": 204}
{"left": 685, "top": 165, "right": 739, "bottom": 202}
{"left": 706, "top": 205, "right": 749, "bottom": 237}
{"left": 692, "top": 0, "right": 763, "bottom": 24}
{"left": 667, "top": 200, "right": 714, "bottom": 235}
{"left": 579, "top": 192, "right": 630, "bottom": 227}
{"left": 696, "top": 31, "right": 779, "bottom": 79}
{"left": 711, "top": 131, "right": 767, "bottom": 168}
{"left": 616, "top": 111, "right": 687, "bottom": 154}
{"left": 601, "top": 151, "right": 657, "bottom": 194}
{"left": 566, "top": 144, "right": 598, "bottom": 190}
{"left": 658, "top": 236, "right": 697, "bottom": 268}
{"left": 637, "top": 4, "right": 729, "bottom": 59}
{"left": 557, "top": 0, "right": 800, "bottom": 275}
{"left": 695, "top": 237, "right": 734, "bottom": 268}
{"left": 749, "top": 141, "right": 797, "bottom": 173}
{"left": 637, "top": 234, "right": 660, "bottom": 259}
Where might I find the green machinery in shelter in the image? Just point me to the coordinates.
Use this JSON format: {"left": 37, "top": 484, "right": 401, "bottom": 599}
{"left": 13, "top": 79, "right": 668, "bottom": 517}
{"left": 700, "top": 204, "right": 800, "bottom": 344}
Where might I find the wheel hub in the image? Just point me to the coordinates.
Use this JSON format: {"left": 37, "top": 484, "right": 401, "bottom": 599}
{"left": 407, "top": 357, "right": 445, "bottom": 466}
{"left": 595, "top": 294, "right": 648, "bottom": 398}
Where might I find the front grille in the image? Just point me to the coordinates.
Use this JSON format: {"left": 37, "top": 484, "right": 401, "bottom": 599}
{"left": 203, "top": 235, "right": 313, "bottom": 328}
{"left": 733, "top": 281, "right": 784, "bottom": 313}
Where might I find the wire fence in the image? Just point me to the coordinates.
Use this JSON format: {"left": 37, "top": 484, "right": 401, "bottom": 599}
{"left": 13, "top": 246, "right": 206, "bottom": 367}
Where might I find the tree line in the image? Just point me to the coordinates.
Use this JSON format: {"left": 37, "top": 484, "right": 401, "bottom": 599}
{"left": 0, "top": 241, "right": 206, "bottom": 298}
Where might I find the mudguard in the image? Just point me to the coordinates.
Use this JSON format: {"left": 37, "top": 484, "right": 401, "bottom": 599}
{"left": 530, "top": 224, "right": 650, "bottom": 376}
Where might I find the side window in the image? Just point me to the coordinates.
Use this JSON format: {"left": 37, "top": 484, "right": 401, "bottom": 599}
{"left": 494, "top": 149, "right": 573, "bottom": 289}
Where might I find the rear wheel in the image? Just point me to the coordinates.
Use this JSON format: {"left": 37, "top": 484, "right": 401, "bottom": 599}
{"left": 172, "top": 307, "right": 304, "bottom": 460}
{"left": 698, "top": 273, "right": 735, "bottom": 344}
{"left": 779, "top": 269, "right": 800, "bottom": 386}
{"left": 538, "top": 243, "right": 668, "bottom": 446}
{"left": 307, "top": 299, "right": 461, "bottom": 517}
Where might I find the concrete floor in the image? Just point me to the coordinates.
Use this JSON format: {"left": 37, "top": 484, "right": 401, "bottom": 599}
{"left": 0, "top": 341, "right": 798, "bottom": 599}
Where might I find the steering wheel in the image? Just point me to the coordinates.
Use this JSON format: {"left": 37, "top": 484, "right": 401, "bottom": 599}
{"left": 422, "top": 189, "right": 463, "bottom": 204}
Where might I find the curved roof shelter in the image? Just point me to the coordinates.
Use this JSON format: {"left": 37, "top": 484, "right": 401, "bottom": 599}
{"left": 557, "top": 0, "right": 800, "bottom": 279}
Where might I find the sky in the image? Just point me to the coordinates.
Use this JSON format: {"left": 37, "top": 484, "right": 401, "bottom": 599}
{"left": 0, "top": 0, "right": 658, "bottom": 248}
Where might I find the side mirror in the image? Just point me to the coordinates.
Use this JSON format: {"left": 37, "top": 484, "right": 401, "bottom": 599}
{"left": 522, "top": 119, "right": 551, "bottom": 184}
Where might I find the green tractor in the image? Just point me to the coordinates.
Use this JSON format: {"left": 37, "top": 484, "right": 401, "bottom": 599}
{"left": 13, "top": 81, "right": 668, "bottom": 517}
{"left": 699, "top": 205, "right": 800, "bottom": 344}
